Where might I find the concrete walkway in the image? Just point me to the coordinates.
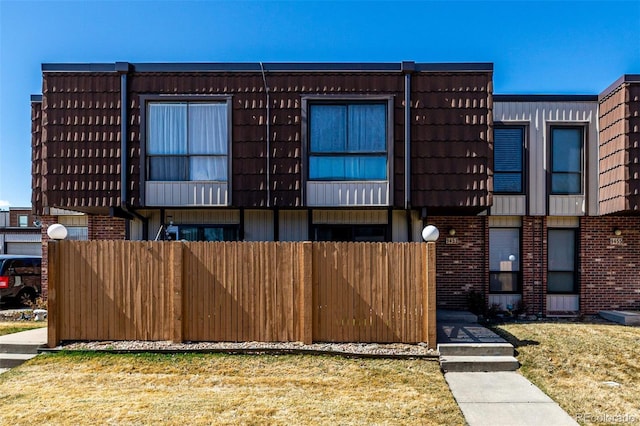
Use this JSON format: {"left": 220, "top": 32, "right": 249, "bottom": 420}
{"left": 437, "top": 311, "right": 578, "bottom": 426}
{"left": 0, "top": 327, "right": 47, "bottom": 374}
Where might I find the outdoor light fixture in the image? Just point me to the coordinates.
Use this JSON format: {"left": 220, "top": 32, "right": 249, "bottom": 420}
{"left": 448, "top": 228, "right": 456, "bottom": 236}
{"left": 614, "top": 228, "right": 622, "bottom": 236}
{"left": 47, "top": 223, "right": 68, "bottom": 240}
{"left": 508, "top": 254, "right": 516, "bottom": 262}
{"left": 422, "top": 225, "right": 440, "bottom": 242}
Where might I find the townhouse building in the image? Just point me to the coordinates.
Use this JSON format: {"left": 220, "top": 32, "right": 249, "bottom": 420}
{"left": 30, "top": 62, "right": 640, "bottom": 316}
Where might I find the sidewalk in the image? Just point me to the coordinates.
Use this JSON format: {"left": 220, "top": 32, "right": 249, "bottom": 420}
{"left": 0, "top": 327, "right": 47, "bottom": 346}
{"left": 437, "top": 311, "right": 578, "bottom": 426}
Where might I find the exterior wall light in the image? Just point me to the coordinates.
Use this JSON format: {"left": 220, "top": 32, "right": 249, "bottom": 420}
{"left": 47, "top": 223, "right": 68, "bottom": 240}
{"left": 422, "top": 225, "right": 440, "bottom": 242}
{"left": 448, "top": 228, "right": 456, "bottom": 236}
{"left": 614, "top": 228, "right": 622, "bottom": 236}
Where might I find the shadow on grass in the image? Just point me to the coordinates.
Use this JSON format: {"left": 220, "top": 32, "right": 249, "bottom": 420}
{"left": 489, "top": 326, "right": 540, "bottom": 349}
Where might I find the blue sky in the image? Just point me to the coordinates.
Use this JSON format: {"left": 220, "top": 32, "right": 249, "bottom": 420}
{"left": 0, "top": 0, "right": 639, "bottom": 208}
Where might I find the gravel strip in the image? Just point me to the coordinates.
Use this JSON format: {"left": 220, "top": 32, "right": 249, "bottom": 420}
{"left": 57, "top": 340, "right": 438, "bottom": 358}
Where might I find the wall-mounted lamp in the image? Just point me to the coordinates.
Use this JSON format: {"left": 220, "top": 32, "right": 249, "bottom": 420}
{"left": 422, "top": 225, "right": 440, "bottom": 242}
{"left": 47, "top": 223, "right": 68, "bottom": 240}
{"left": 614, "top": 228, "right": 622, "bottom": 236}
{"left": 448, "top": 228, "right": 456, "bottom": 236}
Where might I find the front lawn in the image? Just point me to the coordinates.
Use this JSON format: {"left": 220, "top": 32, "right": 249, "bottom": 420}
{"left": 0, "top": 321, "right": 46, "bottom": 337}
{"left": 495, "top": 322, "right": 640, "bottom": 426}
{"left": 0, "top": 352, "right": 464, "bottom": 425}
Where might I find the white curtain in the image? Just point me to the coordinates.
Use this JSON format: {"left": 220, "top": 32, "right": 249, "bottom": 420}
{"left": 188, "top": 104, "right": 228, "bottom": 154}
{"left": 148, "top": 104, "right": 187, "bottom": 154}
{"left": 348, "top": 104, "right": 386, "bottom": 152}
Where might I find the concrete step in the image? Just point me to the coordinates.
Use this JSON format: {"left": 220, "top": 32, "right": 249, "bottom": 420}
{"left": 438, "top": 343, "right": 514, "bottom": 357}
{"left": 440, "top": 355, "right": 520, "bottom": 373}
{"left": 0, "top": 342, "right": 43, "bottom": 354}
{"left": 599, "top": 310, "right": 640, "bottom": 325}
{"left": 0, "top": 353, "right": 37, "bottom": 369}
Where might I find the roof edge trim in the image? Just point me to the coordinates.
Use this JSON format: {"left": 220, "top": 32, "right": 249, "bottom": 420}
{"left": 599, "top": 74, "right": 640, "bottom": 101}
{"left": 494, "top": 94, "right": 598, "bottom": 102}
{"left": 30, "top": 94, "right": 43, "bottom": 102}
{"left": 41, "top": 61, "right": 494, "bottom": 73}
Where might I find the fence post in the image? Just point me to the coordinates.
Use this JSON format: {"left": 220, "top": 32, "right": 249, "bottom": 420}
{"left": 170, "top": 242, "right": 184, "bottom": 343}
{"left": 299, "top": 242, "right": 313, "bottom": 344}
{"left": 47, "top": 241, "right": 60, "bottom": 348}
{"left": 425, "top": 242, "right": 437, "bottom": 349}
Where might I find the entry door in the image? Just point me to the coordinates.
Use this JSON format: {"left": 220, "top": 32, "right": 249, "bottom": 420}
{"left": 489, "top": 228, "right": 522, "bottom": 309}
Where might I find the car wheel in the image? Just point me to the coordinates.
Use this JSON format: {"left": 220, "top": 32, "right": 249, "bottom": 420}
{"left": 17, "top": 288, "right": 36, "bottom": 307}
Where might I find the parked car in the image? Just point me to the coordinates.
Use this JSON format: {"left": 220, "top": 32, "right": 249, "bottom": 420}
{"left": 0, "top": 255, "right": 42, "bottom": 306}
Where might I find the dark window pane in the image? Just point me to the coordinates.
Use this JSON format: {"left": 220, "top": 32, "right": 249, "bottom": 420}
{"left": 552, "top": 128, "right": 581, "bottom": 172}
{"left": 314, "top": 225, "right": 387, "bottom": 242}
{"left": 489, "top": 228, "right": 520, "bottom": 272}
{"left": 309, "top": 155, "right": 386, "bottom": 180}
{"left": 490, "top": 272, "right": 520, "bottom": 292}
{"left": 149, "top": 157, "right": 188, "bottom": 181}
{"left": 551, "top": 173, "right": 581, "bottom": 194}
{"left": 548, "top": 229, "right": 577, "bottom": 293}
{"left": 494, "top": 173, "right": 522, "bottom": 193}
{"left": 494, "top": 128, "right": 523, "bottom": 172}
{"left": 548, "top": 272, "right": 576, "bottom": 293}
{"left": 310, "top": 105, "right": 347, "bottom": 152}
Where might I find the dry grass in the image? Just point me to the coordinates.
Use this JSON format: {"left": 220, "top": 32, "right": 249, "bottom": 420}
{"left": 0, "top": 352, "right": 463, "bottom": 425}
{"left": 0, "top": 321, "right": 45, "bottom": 336}
{"left": 496, "top": 322, "right": 640, "bottom": 425}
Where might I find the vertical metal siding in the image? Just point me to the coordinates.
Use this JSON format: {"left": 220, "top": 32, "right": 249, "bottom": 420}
{"left": 278, "top": 210, "right": 308, "bottom": 242}
{"left": 244, "top": 210, "right": 274, "bottom": 241}
{"left": 306, "top": 182, "right": 389, "bottom": 207}
{"left": 494, "top": 101, "right": 598, "bottom": 216}
{"left": 491, "top": 195, "right": 526, "bottom": 216}
{"left": 165, "top": 209, "right": 240, "bottom": 224}
{"left": 391, "top": 210, "right": 408, "bottom": 242}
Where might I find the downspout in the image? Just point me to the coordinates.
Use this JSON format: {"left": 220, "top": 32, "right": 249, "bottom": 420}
{"left": 402, "top": 61, "right": 415, "bottom": 240}
{"left": 260, "top": 62, "right": 271, "bottom": 208}
{"left": 116, "top": 62, "right": 149, "bottom": 238}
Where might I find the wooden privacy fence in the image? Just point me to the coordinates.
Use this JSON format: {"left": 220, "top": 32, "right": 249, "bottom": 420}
{"left": 47, "top": 241, "right": 437, "bottom": 348}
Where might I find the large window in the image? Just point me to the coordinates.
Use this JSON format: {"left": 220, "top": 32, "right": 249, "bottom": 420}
{"left": 147, "top": 102, "right": 228, "bottom": 181}
{"left": 166, "top": 225, "right": 238, "bottom": 242}
{"left": 313, "top": 225, "right": 387, "bottom": 242}
{"left": 308, "top": 103, "right": 387, "bottom": 180}
{"left": 494, "top": 127, "right": 524, "bottom": 193}
{"left": 548, "top": 229, "right": 577, "bottom": 293}
{"left": 551, "top": 127, "right": 583, "bottom": 194}
{"left": 489, "top": 228, "right": 521, "bottom": 293}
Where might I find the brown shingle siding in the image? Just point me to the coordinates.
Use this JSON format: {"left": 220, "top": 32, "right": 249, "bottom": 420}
{"left": 41, "top": 73, "right": 122, "bottom": 210}
{"left": 36, "top": 65, "right": 493, "bottom": 212}
{"left": 599, "top": 80, "right": 640, "bottom": 214}
{"left": 411, "top": 72, "right": 492, "bottom": 211}
{"left": 32, "top": 101, "right": 43, "bottom": 213}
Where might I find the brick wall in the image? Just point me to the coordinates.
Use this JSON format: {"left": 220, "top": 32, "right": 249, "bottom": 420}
{"left": 427, "top": 216, "right": 488, "bottom": 310}
{"left": 88, "top": 215, "right": 126, "bottom": 240}
{"left": 521, "top": 216, "right": 546, "bottom": 316}
{"left": 39, "top": 215, "right": 58, "bottom": 298}
{"left": 580, "top": 216, "right": 640, "bottom": 313}
{"left": 9, "top": 209, "right": 36, "bottom": 227}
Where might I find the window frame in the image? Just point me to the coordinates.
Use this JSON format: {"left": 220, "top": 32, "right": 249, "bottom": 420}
{"left": 488, "top": 226, "right": 522, "bottom": 294}
{"left": 547, "top": 228, "right": 579, "bottom": 294}
{"left": 165, "top": 223, "right": 240, "bottom": 242}
{"left": 493, "top": 125, "right": 526, "bottom": 194}
{"left": 140, "top": 95, "right": 233, "bottom": 193}
{"left": 18, "top": 215, "right": 29, "bottom": 227}
{"left": 302, "top": 95, "right": 394, "bottom": 185}
{"left": 549, "top": 125, "right": 584, "bottom": 195}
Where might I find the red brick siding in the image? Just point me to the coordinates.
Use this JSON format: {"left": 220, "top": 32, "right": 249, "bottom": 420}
{"left": 521, "top": 217, "right": 547, "bottom": 316}
{"left": 88, "top": 215, "right": 126, "bottom": 240}
{"left": 39, "top": 215, "right": 58, "bottom": 298}
{"left": 8, "top": 209, "right": 36, "bottom": 227}
{"left": 427, "top": 216, "right": 488, "bottom": 310}
{"left": 580, "top": 216, "right": 640, "bottom": 313}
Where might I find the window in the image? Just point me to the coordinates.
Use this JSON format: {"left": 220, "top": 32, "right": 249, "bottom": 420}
{"left": 489, "top": 228, "right": 521, "bottom": 293}
{"left": 551, "top": 127, "right": 583, "bottom": 194}
{"left": 313, "top": 225, "right": 387, "bottom": 242}
{"left": 308, "top": 103, "right": 387, "bottom": 180}
{"left": 166, "top": 225, "right": 238, "bottom": 242}
{"left": 18, "top": 215, "right": 28, "bottom": 227}
{"left": 548, "top": 229, "right": 577, "bottom": 293}
{"left": 66, "top": 227, "right": 88, "bottom": 241}
{"left": 494, "top": 127, "right": 524, "bottom": 193}
{"left": 147, "top": 101, "right": 229, "bottom": 181}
